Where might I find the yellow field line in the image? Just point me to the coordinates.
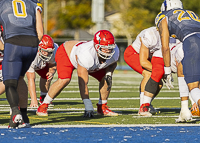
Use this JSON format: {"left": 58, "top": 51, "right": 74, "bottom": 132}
{"left": 0, "top": 115, "right": 49, "bottom": 120}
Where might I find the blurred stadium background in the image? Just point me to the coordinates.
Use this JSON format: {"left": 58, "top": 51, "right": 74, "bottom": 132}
{"left": 39, "top": 0, "right": 200, "bottom": 65}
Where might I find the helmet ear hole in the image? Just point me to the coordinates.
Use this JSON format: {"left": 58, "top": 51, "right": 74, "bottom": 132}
{"left": 38, "top": 35, "right": 54, "bottom": 62}
{"left": 93, "top": 30, "right": 116, "bottom": 59}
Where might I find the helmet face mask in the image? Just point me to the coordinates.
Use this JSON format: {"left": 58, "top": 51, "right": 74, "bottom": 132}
{"left": 161, "top": 0, "right": 183, "bottom": 11}
{"left": 38, "top": 35, "right": 54, "bottom": 62}
{"left": 93, "top": 30, "right": 116, "bottom": 59}
{"left": 38, "top": 46, "right": 54, "bottom": 62}
{"left": 95, "top": 44, "right": 116, "bottom": 59}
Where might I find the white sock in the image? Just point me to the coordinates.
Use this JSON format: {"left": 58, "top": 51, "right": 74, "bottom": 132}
{"left": 178, "top": 77, "right": 189, "bottom": 98}
{"left": 83, "top": 99, "right": 94, "bottom": 111}
{"left": 140, "top": 92, "right": 144, "bottom": 106}
{"left": 98, "top": 100, "right": 107, "bottom": 104}
{"left": 190, "top": 88, "right": 200, "bottom": 105}
{"left": 143, "top": 95, "right": 152, "bottom": 104}
{"left": 181, "top": 100, "right": 188, "bottom": 110}
{"left": 43, "top": 93, "right": 53, "bottom": 104}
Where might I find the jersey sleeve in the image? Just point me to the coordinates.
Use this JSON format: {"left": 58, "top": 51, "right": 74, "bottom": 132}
{"left": 106, "top": 45, "right": 119, "bottom": 64}
{"left": 48, "top": 43, "right": 59, "bottom": 64}
{"left": 155, "top": 12, "right": 166, "bottom": 28}
{"left": 27, "top": 64, "right": 35, "bottom": 73}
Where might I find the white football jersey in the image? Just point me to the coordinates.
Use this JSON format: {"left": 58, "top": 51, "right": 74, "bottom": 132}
{"left": 132, "top": 26, "right": 162, "bottom": 58}
{"left": 170, "top": 38, "right": 183, "bottom": 73}
{"left": 70, "top": 40, "right": 119, "bottom": 73}
{"left": 27, "top": 43, "right": 59, "bottom": 73}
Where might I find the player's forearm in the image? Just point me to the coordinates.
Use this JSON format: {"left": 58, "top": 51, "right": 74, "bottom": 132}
{"left": 106, "top": 62, "right": 117, "bottom": 73}
{"left": 78, "top": 81, "right": 89, "bottom": 99}
{"left": 36, "top": 10, "right": 43, "bottom": 41}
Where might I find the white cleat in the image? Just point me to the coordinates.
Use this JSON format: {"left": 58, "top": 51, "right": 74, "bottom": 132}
{"left": 175, "top": 108, "right": 193, "bottom": 123}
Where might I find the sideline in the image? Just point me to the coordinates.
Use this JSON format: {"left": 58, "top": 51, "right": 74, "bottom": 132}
{"left": 1, "top": 124, "right": 200, "bottom": 129}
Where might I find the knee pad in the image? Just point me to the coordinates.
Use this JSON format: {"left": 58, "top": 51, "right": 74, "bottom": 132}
{"left": 4, "top": 79, "right": 18, "bottom": 88}
{"left": 145, "top": 77, "right": 159, "bottom": 95}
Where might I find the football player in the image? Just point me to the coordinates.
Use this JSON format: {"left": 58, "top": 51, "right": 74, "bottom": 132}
{"left": 36, "top": 30, "right": 119, "bottom": 117}
{"left": 26, "top": 35, "right": 58, "bottom": 108}
{"left": 0, "top": 26, "right": 31, "bottom": 128}
{"left": 170, "top": 39, "right": 193, "bottom": 122}
{"left": 124, "top": 27, "right": 164, "bottom": 117}
{"left": 156, "top": 0, "right": 200, "bottom": 119}
{"left": 0, "top": 0, "right": 43, "bottom": 128}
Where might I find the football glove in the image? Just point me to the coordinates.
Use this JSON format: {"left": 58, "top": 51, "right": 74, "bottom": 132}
{"left": 105, "top": 74, "right": 112, "bottom": 91}
{"left": 83, "top": 110, "right": 94, "bottom": 118}
{"left": 163, "top": 67, "right": 174, "bottom": 89}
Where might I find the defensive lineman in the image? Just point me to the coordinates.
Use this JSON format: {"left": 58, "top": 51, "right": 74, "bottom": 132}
{"left": 36, "top": 30, "right": 119, "bottom": 117}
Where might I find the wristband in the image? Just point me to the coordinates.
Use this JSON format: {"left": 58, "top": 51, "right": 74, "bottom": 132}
{"left": 164, "top": 67, "right": 171, "bottom": 75}
{"left": 106, "top": 72, "right": 112, "bottom": 76}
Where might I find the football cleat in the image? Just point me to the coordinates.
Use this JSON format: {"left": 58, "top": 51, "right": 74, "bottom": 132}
{"left": 149, "top": 104, "right": 160, "bottom": 115}
{"left": 96, "top": 103, "right": 118, "bottom": 116}
{"left": 19, "top": 123, "right": 31, "bottom": 128}
{"left": 175, "top": 108, "right": 193, "bottom": 123}
{"left": 138, "top": 103, "right": 152, "bottom": 117}
{"left": 36, "top": 103, "right": 49, "bottom": 116}
{"left": 83, "top": 110, "right": 94, "bottom": 118}
{"left": 8, "top": 107, "right": 23, "bottom": 129}
{"left": 191, "top": 107, "right": 200, "bottom": 117}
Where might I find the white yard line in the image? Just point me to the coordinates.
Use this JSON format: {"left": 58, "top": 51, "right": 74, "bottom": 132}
{"left": 0, "top": 107, "right": 181, "bottom": 111}
{"left": 0, "top": 97, "right": 180, "bottom": 101}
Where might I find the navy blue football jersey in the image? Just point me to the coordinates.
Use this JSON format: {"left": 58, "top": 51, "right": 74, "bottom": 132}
{"left": 0, "top": 0, "right": 42, "bottom": 40}
{"left": 155, "top": 9, "right": 200, "bottom": 42}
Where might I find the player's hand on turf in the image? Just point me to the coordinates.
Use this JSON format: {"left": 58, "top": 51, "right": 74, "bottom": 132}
{"left": 163, "top": 67, "right": 174, "bottom": 89}
{"left": 105, "top": 75, "right": 112, "bottom": 91}
{"left": 83, "top": 110, "right": 94, "bottom": 118}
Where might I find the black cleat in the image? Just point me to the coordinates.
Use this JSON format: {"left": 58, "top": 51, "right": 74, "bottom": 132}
{"left": 8, "top": 107, "right": 23, "bottom": 129}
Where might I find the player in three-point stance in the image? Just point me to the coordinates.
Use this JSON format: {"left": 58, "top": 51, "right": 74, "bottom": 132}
{"left": 36, "top": 30, "right": 119, "bottom": 117}
{"left": 26, "top": 35, "right": 58, "bottom": 108}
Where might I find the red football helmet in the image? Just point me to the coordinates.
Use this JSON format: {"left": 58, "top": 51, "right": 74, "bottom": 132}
{"left": 38, "top": 35, "right": 54, "bottom": 62}
{"left": 93, "top": 30, "right": 116, "bottom": 59}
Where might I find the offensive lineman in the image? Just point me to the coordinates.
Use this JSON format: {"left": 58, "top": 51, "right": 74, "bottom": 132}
{"left": 36, "top": 30, "right": 119, "bottom": 117}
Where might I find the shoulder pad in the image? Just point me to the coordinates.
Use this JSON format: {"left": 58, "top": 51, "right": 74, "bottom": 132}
{"left": 155, "top": 12, "right": 166, "bottom": 28}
